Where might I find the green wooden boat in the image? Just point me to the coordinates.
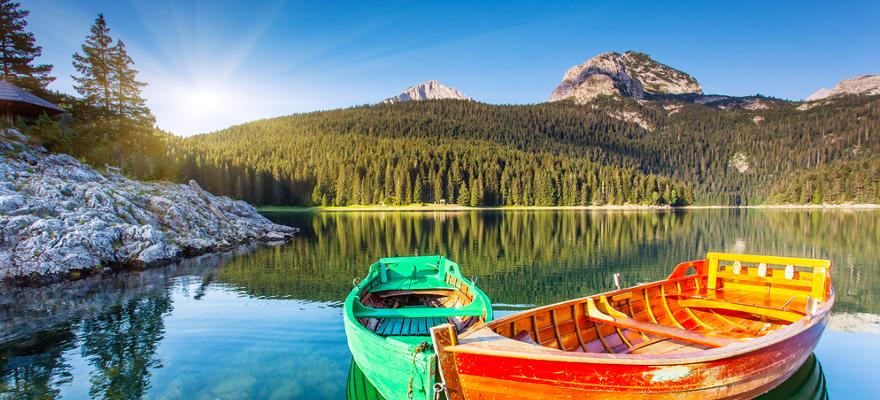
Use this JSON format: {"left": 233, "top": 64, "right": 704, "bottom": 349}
{"left": 343, "top": 256, "right": 493, "bottom": 400}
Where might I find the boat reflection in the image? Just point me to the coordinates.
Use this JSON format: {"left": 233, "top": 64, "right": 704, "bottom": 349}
{"left": 347, "top": 358, "right": 385, "bottom": 400}
{"left": 757, "top": 354, "right": 829, "bottom": 400}
{"left": 347, "top": 353, "right": 828, "bottom": 400}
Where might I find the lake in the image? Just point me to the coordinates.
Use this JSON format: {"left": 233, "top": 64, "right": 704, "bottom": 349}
{"left": 1, "top": 209, "right": 878, "bottom": 399}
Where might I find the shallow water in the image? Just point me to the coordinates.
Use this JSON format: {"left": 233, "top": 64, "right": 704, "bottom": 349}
{"left": 1, "top": 209, "right": 878, "bottom": 399}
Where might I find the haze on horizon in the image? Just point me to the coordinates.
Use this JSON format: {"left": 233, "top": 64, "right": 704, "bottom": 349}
{"left": 21, "top": 0, "right": 880, "bottom": 136}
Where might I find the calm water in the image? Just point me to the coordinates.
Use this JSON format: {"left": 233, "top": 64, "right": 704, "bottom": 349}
{"left": 1, "top": 209, "right": 879, "bottom": 399}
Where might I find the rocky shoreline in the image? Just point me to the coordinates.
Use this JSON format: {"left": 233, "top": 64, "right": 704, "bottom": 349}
{"left": 0, "top": 129, "right": 297, "bottom": 286}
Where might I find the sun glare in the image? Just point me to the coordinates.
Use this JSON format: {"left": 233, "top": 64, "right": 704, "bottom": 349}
{"left": 183, "top": 86, "right": 228, "bottom": 115}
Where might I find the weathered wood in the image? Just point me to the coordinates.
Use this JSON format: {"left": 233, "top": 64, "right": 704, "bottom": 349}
{"left": 430, "top": 252, "right": 833, "bottom": 399}
{"left": 431, "top": 324, "right": 465, "bottom": 400}
{"left": 188, "top": 179, "right": 228, "bottom": 222}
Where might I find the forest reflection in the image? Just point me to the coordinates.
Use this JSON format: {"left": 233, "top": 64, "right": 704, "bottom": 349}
{"left": 0, "top": 209, "right": 875, "bottom": 399}
{"left": 0, "top": 294, "right": 170, "bottom": 399}
{"left": 226, "top": 209, "right": 880, "bottom": 312}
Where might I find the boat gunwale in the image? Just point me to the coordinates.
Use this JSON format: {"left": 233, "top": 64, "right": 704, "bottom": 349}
{"left": 448, "top": 274, "right": 834, "bottom": 366}
{"left": 343, "top": 256, "right": 493, "bottom": 343}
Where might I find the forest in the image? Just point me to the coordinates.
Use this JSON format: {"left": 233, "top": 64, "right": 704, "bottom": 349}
{"left": 177, "top": 95, "right": 880, "bottom": 206}
{"left": 1, "top": 0, "right": 877, "bottom": 207}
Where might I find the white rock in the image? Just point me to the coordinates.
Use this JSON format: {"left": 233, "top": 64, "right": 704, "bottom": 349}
{"left": 383, "top": 80, "right": 471, "bottom": 103}
{"left": 729, "top": 152, "right": 750, "bottom": 173}
{"left": 550, "top": 51, "right": 701, "bottom": 103}
{"left": 0, "top": 194, "right": 24, "bottom": 213}
{"left": 2, "top": 129, "right": 27, "bottom": 142}
{"left": 0, "top": 136, "right": 298, "bottom": 284}
{"left": 138, "top": 243, "right": 181, "bottom": 265}
{"left": 806, "top": 75, "right": 880, "bottom": 101}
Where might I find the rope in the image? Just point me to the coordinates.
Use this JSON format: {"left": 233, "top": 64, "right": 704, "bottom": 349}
{"left": 407, "top": 341, "right": 432, "bottom": 400}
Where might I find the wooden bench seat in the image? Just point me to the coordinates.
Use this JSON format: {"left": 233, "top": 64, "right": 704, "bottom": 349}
{"left": 586, "top": 297, "right": 737, "bottom": 348}
{"left": 375, "top": 317, "right": 450, "bottom": 336}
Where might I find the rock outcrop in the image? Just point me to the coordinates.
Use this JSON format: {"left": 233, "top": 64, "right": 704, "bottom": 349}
{"left": 550, "top": 51, "right": 701, "bottom": 103}
{"left": 383, "top": 80, "right": 471, "bottom": 103}
{"left": 0, "top": 130, "right": 297, "bottom": 285}
{"left": 806, "top": 74, "right": 880, "bottom": 101}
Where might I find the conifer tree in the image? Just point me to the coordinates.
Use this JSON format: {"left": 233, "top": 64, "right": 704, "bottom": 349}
{"left": 0, "top": 0, "right": 53, "bottom": 94}
{"left": 72, "top": 14, "right": 114, "bottom": 109}
{"left": 109, "top": 39, "right": 153, "bottom": 125}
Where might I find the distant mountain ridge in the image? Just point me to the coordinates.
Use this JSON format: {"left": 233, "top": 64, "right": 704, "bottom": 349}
{"left": 807, "top": 74, "right": 880, "bottom": 101}
{"left": 176, "top": 50, "right": 880, "bottom": 208}
{"left": 550, "top": 51, "right": 702, "bottom": 103}
{"left": 383, "top": 80, "right": 471, "bottom": 103}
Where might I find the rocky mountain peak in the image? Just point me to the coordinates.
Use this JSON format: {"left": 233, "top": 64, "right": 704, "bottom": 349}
{"left": 549, "top": 51, "right": 702, "bottom": 103}
{"left": 383, "top": 80, "right": 471, "bottom": 104}
{"left": 806, "top": 74, "right": 880, "bottom": 101}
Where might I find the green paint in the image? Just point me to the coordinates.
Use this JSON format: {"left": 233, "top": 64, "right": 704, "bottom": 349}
{"left": 346, "top": 359, "right": 386, "bottom": 400}
{"left": 343, "top": 256, "right": 493, "bottom": 400}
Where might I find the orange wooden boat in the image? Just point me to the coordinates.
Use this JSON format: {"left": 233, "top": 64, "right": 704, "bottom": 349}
{"left": 430, "top": 252, "right": 833, "bottom": 400}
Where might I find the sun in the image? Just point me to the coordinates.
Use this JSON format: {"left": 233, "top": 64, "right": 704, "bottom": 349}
{"left": 182, "top": 85, "right": 229, "bottom": 115}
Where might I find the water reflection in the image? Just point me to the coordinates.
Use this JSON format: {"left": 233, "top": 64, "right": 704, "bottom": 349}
{"left": 254, "top": 209, "right": 880, "bottom": 313}
{"left": 0, "top": 209, "right": 877, "bottom": 399}
{"left": 80, "top": 293, "right": 171, "bottom": 399}
{"left": 344, "top": 354, "right": 830, "bottom": 400}
{"left": 757, "top": 355, "right": 829, "bottom": 400}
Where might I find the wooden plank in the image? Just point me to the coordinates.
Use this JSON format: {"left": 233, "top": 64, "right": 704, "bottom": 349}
{"left": 549, "top": 309, "right": 566, "bottom": 350}
{"left": 390, "top": 318, "right": 403, "bottom": 336}
{"left": 430, "top": 324, "right": 464, "bottom": 400}
{"left": 376, "top": 319, "right": 389, "bottom": 336}
{"left": 419, "top": 318, "right": 431, "bottom": 335}
{"left": 375, "top": 289, "right": 455, "bottom": 298}
{"left": 585, "top": 298, "right": 735, "bottom": 348}
{"left": 715, "top": 272, "right": 812, "bottom": 288}
{"left": 353, "top": 304, "right": 484, "bottom": 319}
{"left": 676, "top": 298, "right": 804, "bottom": 323}
{"left": 380, "top": 319, "right": 396, "bottom": 336}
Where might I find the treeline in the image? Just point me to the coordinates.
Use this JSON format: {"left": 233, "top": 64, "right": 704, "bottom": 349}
{"left": 769, "top": 155, "right": 880, "bottom": 203}
{"left": 179, "top": 95, "right": 879, "bottom": 206}
{"left": 179, "top": 132, "right": 691, "bottom": 207}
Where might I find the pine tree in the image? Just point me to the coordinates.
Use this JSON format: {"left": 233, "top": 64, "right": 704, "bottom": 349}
{"left": 413, "top": 176, "right": 423, "bottom": 203}
{"left": 72, "top": 14, "right": 114, "bottom": 109}
{"left": 0, "top": 0, "right": 53, "bottom": 94}
{"left": 109, "top": 39, "right": 153, "bottom": 125}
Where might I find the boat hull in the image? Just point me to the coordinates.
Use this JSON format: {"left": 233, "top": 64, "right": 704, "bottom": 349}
{"left": 449, "top": 313, "right": 827, "bottom": 399}
{"left": 344, "top": 314, "right": 436, "bottom": 400}
{"left": 432, "top": 253, "right": 834, "bottom": 400}
{"left": 343, "top": 256, "right": 493, "bottom": 400}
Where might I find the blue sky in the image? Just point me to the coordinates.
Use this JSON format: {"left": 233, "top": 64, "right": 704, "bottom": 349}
{"left": 20, "top": 0, "right": 880, "bottom": 136}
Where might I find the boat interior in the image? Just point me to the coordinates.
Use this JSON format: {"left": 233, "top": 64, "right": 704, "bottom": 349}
{"left": 353, "top": 259, "right": 489, "bottom": 338}
{"left": 487, "top": 253, "right": 832, "bottom": 356}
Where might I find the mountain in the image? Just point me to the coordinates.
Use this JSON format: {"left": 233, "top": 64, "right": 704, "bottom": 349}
{"left": 173, "top": 52, "right": 880, "bottom": 208}
{"left": 177, "top": 93, "right": 880, "bottom": 207}
{"left": 383, "top": 80, "right": 471, "bottom": 103}
{"left": 806, "top": 74, "right": 880, "bottom": 101}
{"left": 549, "top": 51, "right": 702, "bottom": 103}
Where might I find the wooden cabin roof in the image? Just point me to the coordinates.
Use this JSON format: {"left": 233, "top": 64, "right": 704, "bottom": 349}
{"left": 0, "top": 80, "right": 64, "bottom": 115}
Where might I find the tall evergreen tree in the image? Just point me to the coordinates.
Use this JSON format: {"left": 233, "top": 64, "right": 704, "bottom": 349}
{"left": 72, "top": 14, "right": 113, "bottom": 109}
{"left": 0, "top": 0, "right": 53, "bottom": 94}
{"left": 109, "top": 39, "right": 153, "bottom": 125}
